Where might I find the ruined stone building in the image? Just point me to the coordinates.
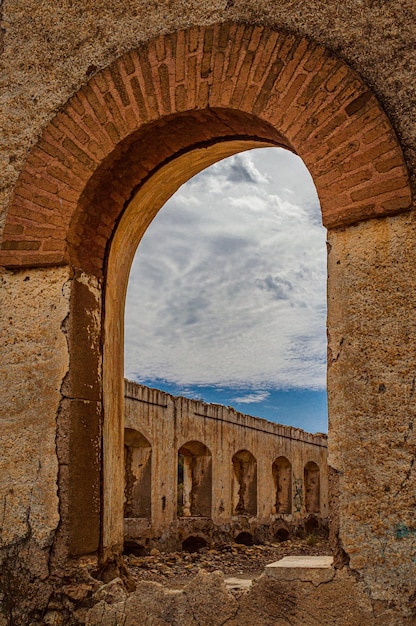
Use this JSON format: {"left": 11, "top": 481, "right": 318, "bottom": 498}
{"left": 1, "top": 1, "right": 415, "bottom": 624}
{"left": 124, "top": 381, "right": 328, "bottom": 552}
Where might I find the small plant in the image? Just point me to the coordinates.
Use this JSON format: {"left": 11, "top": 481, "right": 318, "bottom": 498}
{"left": 306, "top": 533, "right": 319, "bottom": 546}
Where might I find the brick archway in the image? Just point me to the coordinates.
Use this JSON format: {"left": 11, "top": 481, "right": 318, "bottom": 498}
{"left": 0, "top": 22, "right": 410, "bottom": 271}
{"left": 0, "top": 23, "right": 412, "bottom": 565}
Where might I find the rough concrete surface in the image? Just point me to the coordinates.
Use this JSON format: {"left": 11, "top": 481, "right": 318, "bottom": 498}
{"left": 265, "top": 555, "right": 334, "bottom": 585}
{"left": 327, "top": 212, "right": 416, "bottom": 613}
{"left": 86, "top": 572, "right": 238, "bottom": 626}
{"left": 0, "top": 266, "right": 71, "bottom": 621}
{"left": 0, "top": 267, "right": 71, "bottom": 546}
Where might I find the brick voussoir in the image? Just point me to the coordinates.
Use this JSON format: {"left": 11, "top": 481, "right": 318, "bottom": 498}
{"left": 1, "top": 23, "right": 411, "bottom": 269}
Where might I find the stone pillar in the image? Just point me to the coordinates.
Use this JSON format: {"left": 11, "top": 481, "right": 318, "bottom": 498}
{"left": 256, "top": 453, "right": 274, "bottom": 522}
{"left": 0, "top": 267, "right": 70, "bottom": 619}
{"left": 327, "top": 213, "right": 416, "bottom": 613}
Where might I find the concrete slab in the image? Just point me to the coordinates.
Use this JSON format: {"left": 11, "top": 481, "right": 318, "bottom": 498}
{"left": 225, "top": 577, "right": 253, "bottom": 591}
{"left": 265, "top": 555, "right": 334, "bottom": 586}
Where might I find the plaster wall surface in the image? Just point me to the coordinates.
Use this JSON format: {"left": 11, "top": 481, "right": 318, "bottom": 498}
{"left": 0, "top": 267, "right": 69, "bottom": 548}
{"left": 124, "top": 381, "right": 328, "bottom": 549}
{"left": 0, "top": 267, "right": 70, "bottom": 618}
{"left": 327, "top": 212, "right": 416, "bottom": 605}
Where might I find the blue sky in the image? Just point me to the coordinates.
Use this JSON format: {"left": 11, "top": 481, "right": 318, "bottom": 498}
{"left": 124, "top": 147, "right": 328, "bottom": 433}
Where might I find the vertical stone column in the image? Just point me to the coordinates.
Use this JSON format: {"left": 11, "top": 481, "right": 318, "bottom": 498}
{"left": 0, "top": 266, "right": 70, "bottom": 619}
{"left": 64, "top": 271, "right": 103, "bottom": 556}
{"left": 257, "top": 453, "right": 274, "bottom": 522}
{"left": 291, "top": 452, "right": 305, "bottom": 520}
{"left": 151, "top": 394, "right": 177, "bottom": 533}
{"left": 211, "top": 425, "right": 232, "bottom": 524}
{"left": 272, "top": 457, "right": 292, "bottom": 515}
{"left": 327, "top": 213, "right": 416, "bottom": 613}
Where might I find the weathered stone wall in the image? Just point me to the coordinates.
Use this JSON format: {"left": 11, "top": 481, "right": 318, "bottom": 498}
{"left": 0, "top": 2, "right": 415, "bottom": 624}
{"left": 0, "top": 267, "right": 70, "bottom": 621}
{"left": 124, "top": 381, "right": 328, "bottom": 551}
{"left": 327, "top": 213, "right": 416, "bottom": 608}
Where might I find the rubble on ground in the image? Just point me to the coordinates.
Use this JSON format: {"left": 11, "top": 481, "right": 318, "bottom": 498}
{"left": 125, "top": 537, "right": 331, "bottom": 588}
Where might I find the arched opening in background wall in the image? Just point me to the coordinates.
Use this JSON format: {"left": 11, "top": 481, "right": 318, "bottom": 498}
{"left": 272, "top": 456, "right": 292, "bottom": 514}
{"left": 232, "top": 449, "right": 257, "bottom": 516}
{"left": 124, "top": 428, "right": 152, "bottom": 519}
{"left": 177, "top": 441, "right": 212, "bottom": 518}
{"left": 304, "top": 461, "right": 320, "bottom": 514}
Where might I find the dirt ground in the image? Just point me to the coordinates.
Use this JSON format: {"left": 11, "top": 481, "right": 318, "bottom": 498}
{"left": 125, "top": 537, "right": 332, "bottom": 589}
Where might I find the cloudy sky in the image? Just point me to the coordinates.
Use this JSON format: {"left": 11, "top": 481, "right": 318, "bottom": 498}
{"left": 124, "top": 147, "right": 328, "bottom": 433}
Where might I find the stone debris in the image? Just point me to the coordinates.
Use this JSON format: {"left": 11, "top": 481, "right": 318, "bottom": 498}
{"left": 125, "top": 538, "right": 331, "bottom": 589}
{"left": 85, "top": 565, "right": 377, "bottom": 626}
{"left": 224, "top": 577, "right": 253, "bottom": 591}
{"left": 86, "top": 571, "right": 238, "bottom": 626}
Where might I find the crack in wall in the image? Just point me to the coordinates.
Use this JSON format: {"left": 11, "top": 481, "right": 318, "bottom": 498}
{"left": 26, "top": 459, "right": 42, "bottom": 545}
{"left": 328, "top": 336, "right": 344, "bottom": 365}
{"left": 0, "top": 0, "right": 5, "bottom": 56}
{"left": 0, "top": 494, "right": 7, "bottom": 544}
{"left": 395, "top": 453, "right": 416, "bottom": 496}
{"left": 394, "top": 411, "right": 416, "bottom": 496}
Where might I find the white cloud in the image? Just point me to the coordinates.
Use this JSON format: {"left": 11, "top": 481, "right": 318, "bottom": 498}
{"left": 124, "top": 148, "right": 327, "bottom": 391}
{"left": 232, "top": 391, "right": 271, "bottom": 404}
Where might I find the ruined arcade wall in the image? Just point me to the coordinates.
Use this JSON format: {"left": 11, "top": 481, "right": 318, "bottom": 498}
{"left": 124, "top": 381, "right": 327, "bottom": 550}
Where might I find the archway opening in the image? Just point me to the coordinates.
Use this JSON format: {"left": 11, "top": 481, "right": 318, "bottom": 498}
{"left": 304, "top": 461, "right": 321, "bottom": 514}
{"left": 272, "top": 456, "right": 292, "bottom": 515}
{"left": 124, "top": 428, "right": 152, "bottom": 520}
{"left": 177, "top": 441, "right": 212, "bottom": 518}
{"left": 182, "top": 535, "right": 208, "bottom": 553}
{"left": 121, "top": 143, "right": 326, "bottom": 555}
{"left": 275, "top": 527, "right": 290, "bottom": 543}
{"left": 232, "top": 450, "right": 257, "bottom": 517}
{"left": 235, "top": 532, "right": 254, "bottom": 546}
{"left": 96, "top": 71, "right": 339, "bottom": 552}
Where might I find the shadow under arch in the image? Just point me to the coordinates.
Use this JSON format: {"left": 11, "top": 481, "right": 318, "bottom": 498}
{"left": 304, "top": 460, "right": 321, "bottom": 514}
{"left": 231, "top": 449, "right": 257, "bottom": 516}
{"left": 177, "top": 440, "right": 212, "bottom": 518}
{"left": 272, "top": 456, "right": 292, "bottom": 515}
{"left": 124, "top": 428, "right": 152, "bottom": 520}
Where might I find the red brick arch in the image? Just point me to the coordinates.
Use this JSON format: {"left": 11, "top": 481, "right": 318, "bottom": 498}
{"left": 0, "top": 22, "right": 411, "bottom": 272}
